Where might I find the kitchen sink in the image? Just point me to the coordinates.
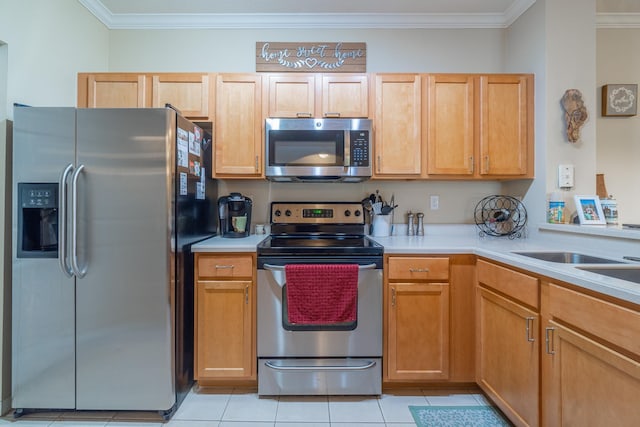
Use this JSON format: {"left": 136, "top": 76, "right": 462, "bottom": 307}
{"left": 513, "top": 251, "right": 626, "bottom": 264}
{"left": 577, "top": 266, "right": 640, "bottom": 284}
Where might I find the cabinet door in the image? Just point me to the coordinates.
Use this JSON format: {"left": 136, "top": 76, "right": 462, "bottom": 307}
{"left": 426, "top": 74, "right": 476, "bottom": 176}
{"left": 477, "top": 287, "right": 539, "bottom": 427}
{"left": 373, "top": 74, "right": 422, "bottom": 177}
{"left": 386, "top": 282, "right": 449, "bottom": 380}
{"left": 265, "top": 74, "right": 316, "bottom": 118}
{"left": 544, "top": 321, "right": 640, "bottom": 426}
{"left": 195, "top": 280, "right": 254, "bottom": 380}
{"left": 479, "top": 74, "right": 532, "bottom": 177}
{"left": 151, "top": 73, "right": 213, "bottom": 120}
{"left": 215, "top": 74, "right": 263, "bottom": 177}
{"left": 81, "top": 73, "right": 148, "bottom": 108}
{"left": 322, "top": 74, "right": 368, "bottom": 118}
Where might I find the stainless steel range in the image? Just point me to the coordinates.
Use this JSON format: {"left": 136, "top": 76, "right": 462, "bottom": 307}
{"left": 256, "top": 202, "right": 383, "bottom": 396}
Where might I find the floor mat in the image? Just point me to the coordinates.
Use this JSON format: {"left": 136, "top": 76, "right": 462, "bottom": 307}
{"left": 409, "top": 405, "right": 511, "bottom": 427}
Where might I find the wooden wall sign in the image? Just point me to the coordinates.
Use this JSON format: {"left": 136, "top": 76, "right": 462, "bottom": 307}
{"left": 256, "top": 42, "right": 366, "bottom": 73}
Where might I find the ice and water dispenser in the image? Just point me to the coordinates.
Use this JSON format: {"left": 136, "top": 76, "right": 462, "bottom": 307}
{"left": 17, "top": 183, "right": 59, "bottom": 258}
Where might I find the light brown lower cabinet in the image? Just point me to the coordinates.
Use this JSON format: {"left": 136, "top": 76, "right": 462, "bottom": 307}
{"left": 541, "top": 282, "right": 640, "bottom": 426}
{"left": 476, "top": 259, "right": 539, "bottom": 427}
{"left": 476, "top": 287, "right": 539, "bottom": 427}
{"left": 384, "top": 256, "right": 450, "bottom": 381}
{"left": 384, "top": 255, "right": 477, "bottom": 384}
{"left": 194, "top": 253, "right": 256, "bottom": 385}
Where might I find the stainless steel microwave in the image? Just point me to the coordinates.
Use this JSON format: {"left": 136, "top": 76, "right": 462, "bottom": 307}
{"left": 265, "top": 118, "right": 373, "bottom": 182}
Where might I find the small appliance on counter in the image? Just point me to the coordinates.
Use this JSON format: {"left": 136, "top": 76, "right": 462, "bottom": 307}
{"left": 218, "top": 192, "right": 252, "bottom": 238}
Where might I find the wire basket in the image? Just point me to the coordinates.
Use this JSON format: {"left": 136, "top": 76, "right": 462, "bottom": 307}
{"left": 474, "top": 195, "right": 527, "bottom": 239}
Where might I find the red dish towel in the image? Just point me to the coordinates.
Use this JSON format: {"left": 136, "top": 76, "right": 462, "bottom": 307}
{"left": 285, "top": 264, "right": 359, "bottom": 325}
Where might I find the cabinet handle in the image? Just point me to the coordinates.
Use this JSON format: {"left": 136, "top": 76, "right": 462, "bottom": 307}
{"left": 525, "top": 317, "right": 535, "bottom": 342}
{"left": 469, "top": 156, "right": 474, "bottom": 174}
{"left": 484, "top": 155, "right": 490, "bottom": 173}
{"left": 545, "top": 327, "right": 556, "bottom": 354}
{"left": 255, "top": 155, "right": 259, "bottom": 172}
{"left": 377, "top": 155, "right": 381, "bottom": 173}
{"left": 215, "top": 264, "right": 234, "bottom": 269}
{"left": 409, "top": 268, "right": 430, "bottom": 273}
{"left": 296, "top": 112, "right": 312, "bottom": 118}
{"left": 324, "top": 112, "right": 340, "bottom": 118}
{"left": 391, "top": 288, "right": 396, "bottom": 307}
{"left": 244, "top": 285, "right": 249, "bottom": 305}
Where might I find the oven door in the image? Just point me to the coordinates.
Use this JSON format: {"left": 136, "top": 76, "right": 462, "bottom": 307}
{"left": 257, "top": 259, "right": 382, "bottom": 358}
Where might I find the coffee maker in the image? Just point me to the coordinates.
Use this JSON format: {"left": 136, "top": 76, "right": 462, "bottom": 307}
{"left": 218, "top": 192, "right": 252, "bottom": 238}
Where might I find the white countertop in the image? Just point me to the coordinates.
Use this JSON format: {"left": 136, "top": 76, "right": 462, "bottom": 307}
{"left": 193, "top": 234, "right": 268, "bottom": 252}
{"left": 192, "top": 225, "right": 640, "bottom": 305}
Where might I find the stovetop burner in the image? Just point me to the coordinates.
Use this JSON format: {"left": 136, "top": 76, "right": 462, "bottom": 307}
{"left": 257, "top": 235, "right": 383, "bottom": 257}
{"left": 257, "top": 201, "right": 383, "bottom": 258}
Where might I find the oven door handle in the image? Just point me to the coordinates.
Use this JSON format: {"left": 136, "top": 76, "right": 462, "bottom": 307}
{"left": 264, "top": 360, "right": 377, "bottom": 371}
{"left": 263, "top": 263, "right": 378, "bottom": 272}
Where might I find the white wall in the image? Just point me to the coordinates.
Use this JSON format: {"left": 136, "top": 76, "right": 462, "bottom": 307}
{"left": 0, "top": 0, "right": 108, "bottom": 414}
{"left": 544, "top": 0, "right": 597, "bottom": 216}
{"left": 108, "top": 28, "right": 505, "bottom": 73}
{"left": 503, "top": 0, "right": 547, "bottom": 227}
{"left": 596, "top": 29, "right": 640, "bottom": 224}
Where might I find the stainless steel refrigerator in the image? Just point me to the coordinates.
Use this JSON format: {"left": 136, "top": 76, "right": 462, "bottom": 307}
{"left": 11, "top": 107, "right": 217, "bottom": 418}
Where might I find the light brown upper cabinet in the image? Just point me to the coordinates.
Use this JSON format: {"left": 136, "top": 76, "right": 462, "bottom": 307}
{"left": 372, "top": 74, "right": 423, "bottom": 178}
{"left": 479, "top": 74, "right": 533, "bottom": 178}
{"left": 78, "top": 73, "right": 149, "bottom": 109}
{"left": 214, "top": 73, "right": 263, "bottom": 178}
{"left": 151, "top": 73, "right": 214, "bottom": 120}
{"left": 78, "top": 72, "right": 215, "bottom": 122}
{"left": 424, "top": 73, "right": 534, "bottom": 179}
{"left": 425, "top": 74, "right": 476, "bottom": 176}
{"left": 264, "top": 73, "right": 368, "bottom": 118}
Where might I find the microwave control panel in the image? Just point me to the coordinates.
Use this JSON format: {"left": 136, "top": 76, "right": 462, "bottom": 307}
{"left": 350, "top": 130, "right": 370, "bottom": 167}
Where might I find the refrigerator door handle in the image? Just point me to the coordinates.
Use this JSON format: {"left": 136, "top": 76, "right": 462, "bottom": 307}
{"left": 71, "top": 164, "right": 87, "bottom": 278}
{"left": 58, "top": 163, "right": 75, "bottom": 277}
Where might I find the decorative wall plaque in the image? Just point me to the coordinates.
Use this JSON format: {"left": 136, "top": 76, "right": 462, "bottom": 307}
{"left": 602, "top": 84, "right": 637, "bottom": 116}
{"left": 256, "top": 42, "right": 366, "bottom": 73}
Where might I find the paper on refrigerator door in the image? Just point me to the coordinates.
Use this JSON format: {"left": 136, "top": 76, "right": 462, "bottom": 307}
{"left": 179, "top": 172, "right": 188, "bottom": 196}
{"left": 196, "top": 168, "right": 206, "bottom": 200}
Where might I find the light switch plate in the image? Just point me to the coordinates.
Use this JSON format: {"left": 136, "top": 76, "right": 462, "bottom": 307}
{"left": 558, "top": 164, "right": 574, "bottom": 188}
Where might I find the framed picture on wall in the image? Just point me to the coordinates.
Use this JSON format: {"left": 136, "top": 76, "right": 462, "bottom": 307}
{"left": 602, "top": 84, "right": 638, "bottom": 116}
{"left": 574, "top": 195, "right": 607, "bottom": 225}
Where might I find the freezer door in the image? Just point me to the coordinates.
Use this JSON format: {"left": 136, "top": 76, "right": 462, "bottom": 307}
{"left": 12, "top": 107, "right": 77, "bottom": 409}
{"left": 74, "top": 109, "right": 175, "bottom": 410}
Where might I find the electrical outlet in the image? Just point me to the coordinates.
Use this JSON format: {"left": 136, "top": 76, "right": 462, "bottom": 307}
{"left": 430, "top": 195, "right": 439, "bottom": 210}
{"left": 558, "top": 164, "right": 575, "bottom": 188}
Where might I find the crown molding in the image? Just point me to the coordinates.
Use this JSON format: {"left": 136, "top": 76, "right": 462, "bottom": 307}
{"left": 78, "top": 0, "right": 538, "bottom": 30}
{"left": 597, "top": 13, "right": 640, "bottom": 29}
{"left": 80, "top": 1, "right": 640, "bottom": 30}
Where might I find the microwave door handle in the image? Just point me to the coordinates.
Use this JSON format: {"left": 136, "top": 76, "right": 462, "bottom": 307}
{"left": 344, "top": 130, "right": 350, "bottom": 167}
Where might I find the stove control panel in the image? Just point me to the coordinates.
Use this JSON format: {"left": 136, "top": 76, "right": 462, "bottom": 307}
{"left": 271, "top": 202, "right": 364, "bottom": 224}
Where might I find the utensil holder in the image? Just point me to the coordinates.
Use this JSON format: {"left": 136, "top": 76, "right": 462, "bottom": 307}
{"left": 372, "top": 214, "right": 392, "bottom": 237}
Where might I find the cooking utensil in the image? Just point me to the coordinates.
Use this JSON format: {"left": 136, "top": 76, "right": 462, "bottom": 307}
{"left": 390, "top": 194, "right": 395, "bottom": 235}
{"left": 372, "top": 202, "right": 382, "bottom": 215}
{"left": 380, "top": 204, "right": 398, "bottom": 215}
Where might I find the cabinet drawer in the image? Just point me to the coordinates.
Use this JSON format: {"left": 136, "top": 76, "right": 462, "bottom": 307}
{"left": 197, "top": 255, "right": 254, "bottom": 279}
{"left": 477, "top": 259, "right": 539, "bottom": 309}
{"left": 387, "top": 257, "right": 449, "bottom": 280}
{"left": 549, "top": 283, "right": 640, "bottom": 356}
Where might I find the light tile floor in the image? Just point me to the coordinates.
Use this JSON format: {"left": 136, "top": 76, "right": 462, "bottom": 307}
{"left": 0, "top": 386, "right": 502, "bottom": 426}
